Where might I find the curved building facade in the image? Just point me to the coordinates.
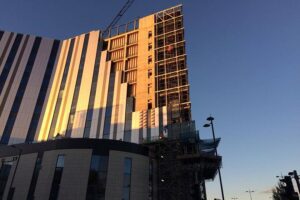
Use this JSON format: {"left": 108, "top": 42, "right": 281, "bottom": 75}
{"left": 0, "top": 5, "right": 190, "bottom": 145}
{"left": 0, "top": 138, "right": 149, "bottom": 200}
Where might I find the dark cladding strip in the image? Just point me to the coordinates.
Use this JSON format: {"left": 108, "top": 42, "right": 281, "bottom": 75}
{"left": 0, "top": 31, "right": 4, "bottom": 41}
{"left": 83, "top": 34, "right": 103, "bottom": 138}
{"left": 25, "top": 40, "right": 60, "bottom": 142}
{"left": 0, "top": 138, "right": 149, "bottom": 157}
{"left": 0, "top": 34, "right": 23, "bottom": 95}
{"left": 48, "top": 38, "right": 75, "bottom": 139}
{"left": 0, "top": 37, "right": 41, "bottom": 144}
{"left": 0, "top": 35, "right": 30, "bottom": 117}
{"left": 0, "top": 33, "right": 14, "bottom": 69}
{"left": 65, "top": 33, "right": 90, "bottom": 137}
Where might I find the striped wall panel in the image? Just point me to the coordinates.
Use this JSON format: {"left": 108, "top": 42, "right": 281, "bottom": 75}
{"left": 0, "top": 5, "right": 190, "bottom": 145}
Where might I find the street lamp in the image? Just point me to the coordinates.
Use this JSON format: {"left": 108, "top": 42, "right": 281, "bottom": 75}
{"left": 203, "top": 116, "right": 225, "bottom": 200}
{"left": 7, "top": 145, "right": 22, "bottom": 200}
{"left": 245, "top": 190, "right": 254, "bottom": 200}
{"left": 288, "top": 170, "right": 300, "bottom": 193}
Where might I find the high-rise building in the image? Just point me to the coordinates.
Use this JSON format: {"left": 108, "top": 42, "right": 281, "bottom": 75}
{"left": 0, "top": 5, "right": 190, "bottom": 145}
{"left": 0, "top": 5, "right": 221, "bottom": 200}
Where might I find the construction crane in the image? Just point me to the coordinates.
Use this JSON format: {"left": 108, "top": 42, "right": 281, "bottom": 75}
{"left": 103, "top": 0, "right": 135, "bottom": 35}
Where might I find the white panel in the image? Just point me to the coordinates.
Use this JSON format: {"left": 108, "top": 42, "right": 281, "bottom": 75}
{"left": 38, "top": 40, "right": 69, "bottom": 141}
{"left": 0, "top": 35, "right": 28, "bottom": 109}
{"left": 162, "top": 106, "right": 168, "bottom": 127}
{"left": 33, "top": 41, "right": 62, "bottom": 141}
{"left": 71, "top": 111, "right": 86, "bottom": 138}
{"left": 116, "top": 83, "right": 127, "bottom": 140}
{"left": 0, "top": 32, "right": 16, "bottom": 75}
{"left": 0, "top": 36, "right": 34, "bottom": 138}
{"left": 131, "top": 111, "right": 140, "bottom": 143}
{"left": 109, "top": 70, "right": 122, "bottom": 139}
{"left": 97, "top": 61, "right": 112, "bottom": 139}
{"left": 89, "top": 51, "right": 108, "bottom": 138}
{"left": 57, "top": 35, "right": 83, "bottom": 136}
{"left": 71, "top": 31, "right": 99, "bottom": 138}
{"left": 151, "top": 108, "right": 160, "bottom": 138}
{"left": 9, "top": 38, "right": 53, "bottom": 144}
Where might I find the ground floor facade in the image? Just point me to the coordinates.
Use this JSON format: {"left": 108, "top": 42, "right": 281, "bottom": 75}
{"left": 0, "top": 138, "right": 149, "bottom": 200}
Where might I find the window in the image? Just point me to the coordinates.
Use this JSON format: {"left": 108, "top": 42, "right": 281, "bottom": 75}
{"left": 156, "top": 23, "right": 164, "bottom": 35}
{"left": 148, "top": 56, "right": 152, "bottom": 64}
{"left": 156, "top": 36, "right": 164, "bottom": 48}
{"left": 166, "top": 60, "right": 177, "bottom": 73}
{"left": 156, "top": 62, "right": 165, "bottom": 75}
{"left": 176, "top": 43, "right": 185, "bottom": 56}
{"left": 148, "top": 43, "right": 152, "bottom": 51}
{"left": 165, "top": 20, "right": 174, "bottom": 33}
{"left": 122, "top": 158, "right": 132, "bottom": 200}
{"left": 27, "top": 153, "right": 43, "bottom": 200}
{"left": 165, "top": 34, "right": 175, "bottom": 45}
{"left": 49, "top": 155, "right": 65, "bottom": 200}
{"left": 156, "top": 49, "right": 164, "bottom": 61}
{"left": 0, "top": 162, "right": 12, "bottom": 199}
{"left": 86, "top": 155, "right": 108, "bottom": 200}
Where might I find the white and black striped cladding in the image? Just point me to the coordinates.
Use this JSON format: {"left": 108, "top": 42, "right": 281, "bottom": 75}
{"left": 102, "top": 71, "right": 117, "bottom": 139}
{"left": 47, "top": 38, "right": 76, "bottom": 140}
{"left": 0, "top": 37, "right": 42, "bottom": 144}
{"left": 65, "top": 33, "right": 90, "bottom": 137}
{"left": 25, "top": 40, "right": 61, "bottom": 143}
{"left": 0, "top": 33, "right": 23, "bottom": 95}
{"left": 0, "top": 33, "right": 14, "bottom": 70}
{"left": 0, "top": 35, "right": 30, "bottom": 117}
{"left": 83, "top": 36, "right": 103, "bottom": 138}
{"left": 0, "top": 32, "right": 61, "bottom": 145}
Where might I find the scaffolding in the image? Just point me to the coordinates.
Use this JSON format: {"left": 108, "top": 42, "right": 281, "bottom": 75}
{"left": 154, "top": 5, "right": 191, "bottom": 123}
{"left": 144, "top": 121, "right": 222, "bottom": 200}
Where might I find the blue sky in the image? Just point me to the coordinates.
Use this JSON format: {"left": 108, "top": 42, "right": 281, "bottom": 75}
{"left": 1, "top": 0, "right": 299, "bottom": 199}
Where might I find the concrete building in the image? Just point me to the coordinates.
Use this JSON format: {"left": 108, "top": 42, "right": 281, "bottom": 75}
{"left": 0, "top": 5, "right": 189, "bottom": 145}
{"left": 0, "top": 5, "right": 221, "bottom": 200}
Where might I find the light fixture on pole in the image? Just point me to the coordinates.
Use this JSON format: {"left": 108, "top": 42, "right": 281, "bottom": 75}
{"left": 203, "top": 116, "right": 225, "bottom": 200}
{"left": 245, "top": 190, "right": 254, "bottom": 200}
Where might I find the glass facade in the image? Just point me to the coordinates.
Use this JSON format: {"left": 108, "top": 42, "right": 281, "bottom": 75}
{"left": 86, "top": 155, "right": 108, "bottom": 200}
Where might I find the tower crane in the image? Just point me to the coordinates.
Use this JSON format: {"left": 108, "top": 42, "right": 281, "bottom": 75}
{"left": 103, "top": 0, "right": 135, "bottom": 36}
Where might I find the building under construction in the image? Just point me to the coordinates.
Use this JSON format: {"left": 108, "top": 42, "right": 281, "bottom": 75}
{"left": 0, "top": 4, "right": 222, "bottom": 200}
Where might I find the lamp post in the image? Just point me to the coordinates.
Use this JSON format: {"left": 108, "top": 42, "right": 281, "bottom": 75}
{"left": 288, "top": 170, "right": 300, "bottom": 193}
{"left": 245, "top": 190, "right": 254, "bottom": 200}
{"left": 7, "top": 145, "right": 22, "bottom": 200}
{"left": 203, "top": 116, "right": 225, "bottom": 200}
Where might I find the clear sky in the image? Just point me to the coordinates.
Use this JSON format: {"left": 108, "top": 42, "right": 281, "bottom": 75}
{"left": 1, "top": 0, "right": 299, "bottom": 199}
